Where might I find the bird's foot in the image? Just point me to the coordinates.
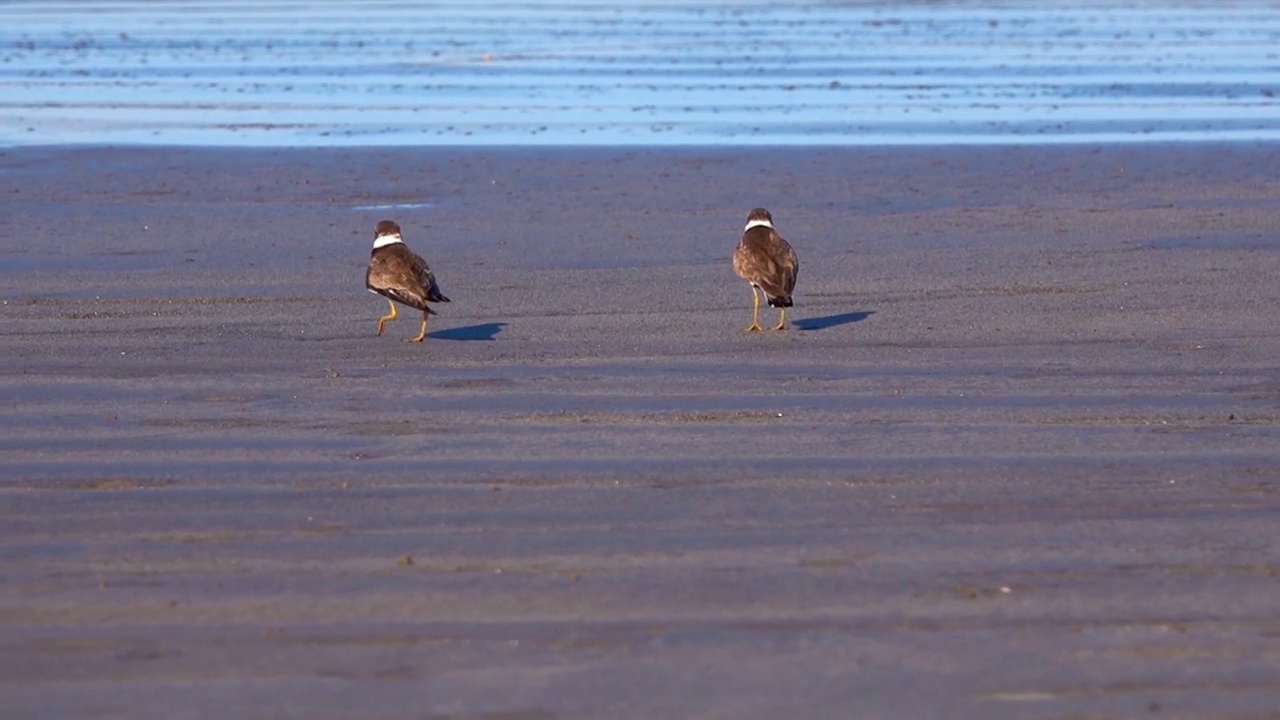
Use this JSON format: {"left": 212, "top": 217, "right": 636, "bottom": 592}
{"left": 744, "top": 322, "right": 763, "bottom": 333}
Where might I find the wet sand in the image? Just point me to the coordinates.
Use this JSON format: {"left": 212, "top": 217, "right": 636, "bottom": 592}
{"left": 2, "top": 144, "right": 1280, "bottom": 717}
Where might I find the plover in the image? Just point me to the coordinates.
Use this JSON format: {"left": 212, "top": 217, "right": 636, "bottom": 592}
{"left": 732, "top": 208, "right": 798, "bottom": 332}
{"left": 365, "top": 220, "right": 451, "bottom": 343}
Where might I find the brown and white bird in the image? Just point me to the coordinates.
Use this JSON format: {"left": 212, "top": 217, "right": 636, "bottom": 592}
{"left": 365, "top": 220, "right": 450, "bottom": 343}
{"left": 732, "top": 207, "right": 798, "bottom": 332}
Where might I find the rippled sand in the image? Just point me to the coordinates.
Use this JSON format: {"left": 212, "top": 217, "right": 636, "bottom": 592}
{"left": 2, "top": 144, "right": 1279, "bottom": 717}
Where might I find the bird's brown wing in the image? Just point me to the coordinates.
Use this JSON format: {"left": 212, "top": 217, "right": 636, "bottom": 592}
{"left": 409, "top": 252, "right": 451, "bottom": 304}
{"left": 367, "top": 245, "right": 432, "bottom": 313}
{"left": 776, "top": 235, "right": 798, "bottom": 296}
{"left": 734, "top": 227, "right": 798, "bottom": 301}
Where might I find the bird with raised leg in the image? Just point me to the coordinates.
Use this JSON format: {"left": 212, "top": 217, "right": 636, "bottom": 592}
{"left": 365, "top": 220, "right": 451, "bottom": 343}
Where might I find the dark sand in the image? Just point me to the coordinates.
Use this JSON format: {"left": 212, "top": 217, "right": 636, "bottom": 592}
{"left": 2, "top": 144, "right": 1279, "bottom": 718}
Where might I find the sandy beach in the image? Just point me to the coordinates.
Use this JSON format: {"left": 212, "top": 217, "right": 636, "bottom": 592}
{"left": 2, "top": 143, "right": 1279, "bottom": 717}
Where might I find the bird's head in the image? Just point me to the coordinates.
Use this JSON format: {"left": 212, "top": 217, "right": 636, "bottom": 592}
{"left": 373, "top": 220, "right": 404, "bottom": 249}
{"left": 744, "top": 208, "right": 774, "bottom": 231}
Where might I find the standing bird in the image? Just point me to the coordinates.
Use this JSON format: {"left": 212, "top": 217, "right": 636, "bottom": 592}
{"left": 732, "top": 207, "right": 798, "bottom": 332}
{"left": 365, "top": 220, "right": 451, "bottom": 343}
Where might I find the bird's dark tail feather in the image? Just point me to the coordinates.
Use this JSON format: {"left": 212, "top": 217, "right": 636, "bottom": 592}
{"left": 428, "top": 291, "right": 451, "bottom": 304}
{"left": 767, "top": 296, "right": 793, "bottom": 308}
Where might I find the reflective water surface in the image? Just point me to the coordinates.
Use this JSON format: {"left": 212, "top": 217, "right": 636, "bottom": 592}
{"left": 2, "top": 1, "right": 1278, "bottom": 146}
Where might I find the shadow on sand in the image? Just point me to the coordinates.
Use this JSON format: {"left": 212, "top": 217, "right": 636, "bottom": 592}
{"left": 429, "top": 322, "right": 506, "bottom": 341}
{"left": 793, "top": 311, "right": 874, "bottom": 331}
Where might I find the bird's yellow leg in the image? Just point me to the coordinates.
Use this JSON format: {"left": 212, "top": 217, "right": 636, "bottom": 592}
{"left": 773, "top": 307, "right": 787, "bottom": 331}
{"left": 376, "top": 300, "right": 398, "bottom": 335}
{"left": 406, "top": 315, "right": 428, "bottom": 343}
{"left": 745, "top": 288, "right": 763, "bottom": 332}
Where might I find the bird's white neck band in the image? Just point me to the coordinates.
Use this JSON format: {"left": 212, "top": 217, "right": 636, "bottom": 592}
{"left": 744, "top": 219, "right": 773, "bottom": 231}
{"left": 373, "top": 233, "right": 404, "bottom": 249}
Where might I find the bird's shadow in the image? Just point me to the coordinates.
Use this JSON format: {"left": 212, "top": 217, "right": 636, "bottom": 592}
{"left": 429, "top": 322, "right": 506, "bottom": 341}
{"left": 793, "top": 310, "right": 874, "bottom": 331}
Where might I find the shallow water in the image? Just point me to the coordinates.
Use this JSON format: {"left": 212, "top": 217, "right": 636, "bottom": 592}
{"left": 1, "top": 1, "right": 1278, "bottom": 146}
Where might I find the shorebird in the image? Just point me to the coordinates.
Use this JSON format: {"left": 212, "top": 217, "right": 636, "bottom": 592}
{"left": 365, "top": 220, "right": 451, "bottom": 343}
{"left": 732, "top": 207, "right": 798, "bottom": 332}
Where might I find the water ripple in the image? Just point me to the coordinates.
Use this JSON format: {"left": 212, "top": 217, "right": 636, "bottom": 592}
{"left": 1, "top": 1, "right": 1277, "bottom": 146}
